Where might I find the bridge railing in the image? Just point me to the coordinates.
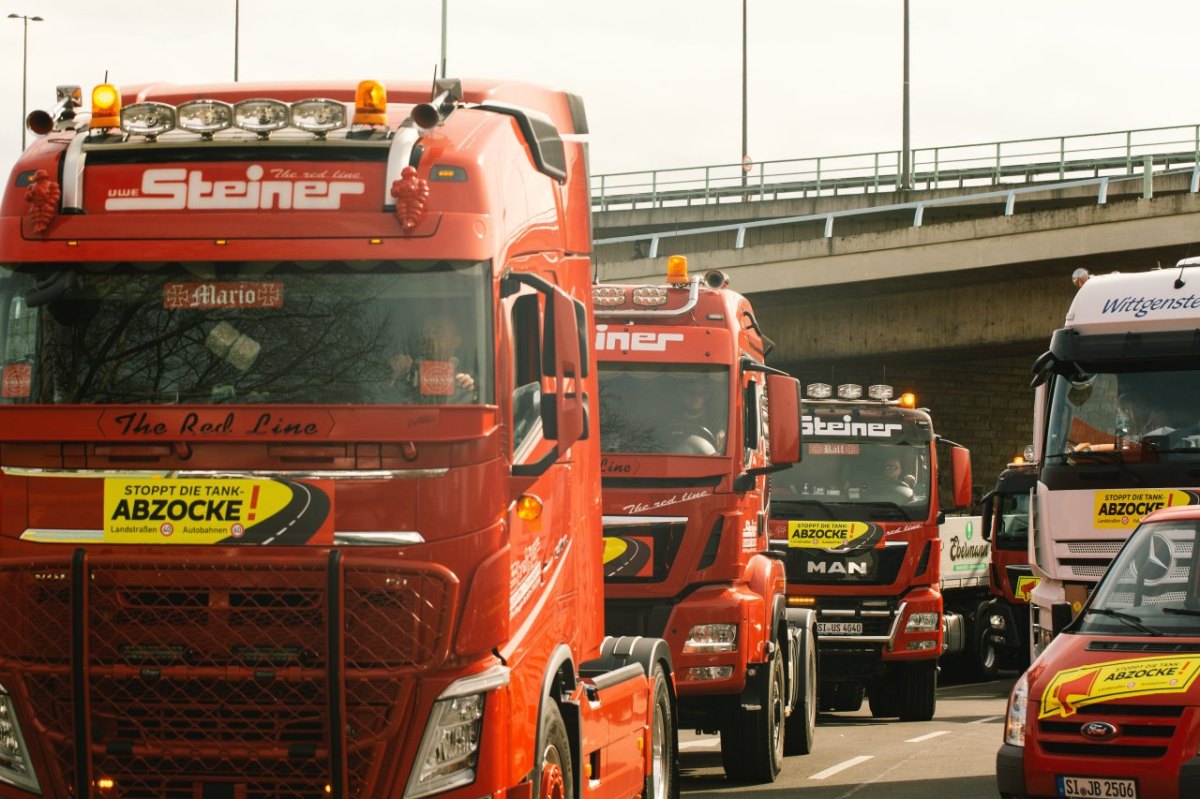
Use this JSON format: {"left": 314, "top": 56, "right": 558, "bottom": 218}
{"left": 591, "top": 123, "right": 1200, "bottom": 211}
{"left": 594, "top": 168, "right": 1200, "bottom": 258}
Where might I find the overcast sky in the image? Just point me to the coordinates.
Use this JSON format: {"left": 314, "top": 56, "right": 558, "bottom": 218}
{"left": 2, "top": 0, "right": 1199, "bottom": 176}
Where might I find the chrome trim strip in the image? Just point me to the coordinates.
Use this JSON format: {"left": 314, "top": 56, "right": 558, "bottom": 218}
{"left": 333, "top": 532, "right": 425, "bottom": 546}
{"left": 594, "top": 277, "right": 701, "bottom": 320}
{"left": 384, "top": 124, "right": 421, "bottom": 207}
{"left": 20, "top": 529, "right": 103, "bottom": 543}
{"left": 61, "top": 132, "right": 88, "bottom": 211}
{"left": 812, "top": 601, "right": 908, "bottom": 647}
{"left": 602, "top": 515, "right": 689, "bottom": 527}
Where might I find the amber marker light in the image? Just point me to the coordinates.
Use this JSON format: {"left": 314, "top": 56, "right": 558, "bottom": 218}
{"left": 353, "top": 80, "right": 388, "bottom": 126}
{"left": 899, "top": 392, "right": 917, "bottom": 408}
{"left": 787, "top": 595, "right": 817, "bottom": 607}
{"left": 90, "top": 83, "right": 121, "bottom": 130}
{"left": 666, "top": 254, "right": 688, "bottom": 284}
{"left": 516, "top": 494, "right": 543, "bottom": 521}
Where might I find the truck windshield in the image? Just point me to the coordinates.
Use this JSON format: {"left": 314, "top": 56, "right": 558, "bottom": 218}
{"left": 0, "top": 260, "right": 493, "bottom": 406}
{"left": 598, "top": 363, "right": 729, "bottom": 455}
{"left": 770, "top": 441, "right": 932, "bottom": 518}
{"left": 993, "top": 489, "right": 1030, "bottom": 550}
{"left": 1079, "top": 518, "right": 1200, "bottom": 636}
{"left": 1045, "top": 369, "right": 1200, "bottom": 463}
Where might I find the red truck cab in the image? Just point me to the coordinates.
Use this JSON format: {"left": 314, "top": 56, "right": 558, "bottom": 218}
{"left": 0, "top": 77, "right": 678, "bottom": 799}
{"left": 999, "top": 504, "right": 1200, "bottom": 798}
{"left": 593, "top": 259, "right": 815, "bottom": 783}
{"left": 981, "top": 459, "right": 1039, "bottom": 669}
{"left": 769, "top": 384, "right": 972, "bottom": 721}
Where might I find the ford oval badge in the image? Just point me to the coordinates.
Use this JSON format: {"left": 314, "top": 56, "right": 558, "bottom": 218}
{"left": 1080, "top": 721, "right": 1118, "bottom": 741}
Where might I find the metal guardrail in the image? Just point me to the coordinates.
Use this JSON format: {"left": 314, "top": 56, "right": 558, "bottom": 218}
{"left": 594, "top": 167, "right": 1200, "bottom": 257}
{"left": 591, "top": 123, "right": 1200, "bottom": 212}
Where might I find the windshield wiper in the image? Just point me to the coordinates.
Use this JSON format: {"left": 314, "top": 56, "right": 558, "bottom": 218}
{"left": 1162, "top": 607, "right": 1200, "bottom": 617}
{"left": 1083, "top": 607, "right": 1164, "bottom": 635}
{"left": 1062, "top": 449, "right": 1143, "bottom": 485}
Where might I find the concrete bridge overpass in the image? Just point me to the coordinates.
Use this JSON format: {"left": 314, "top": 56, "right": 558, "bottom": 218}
{"left": 589, "top": 125, "right": 1200, "bottom": 484}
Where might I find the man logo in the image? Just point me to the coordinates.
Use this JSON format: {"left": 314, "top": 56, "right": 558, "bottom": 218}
{"left": 1080, "top": 721, "right": 1118, "bottom": 741}
{"left": 806, "top": 561, "right": 869, "bottom": 576}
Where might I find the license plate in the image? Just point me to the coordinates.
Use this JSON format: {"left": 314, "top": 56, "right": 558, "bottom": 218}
{"left": 1057, "top": 775, "right": 1137, "bottom": 799}
{"left": 817, "top": 622, "right": 863, "bottom": 635}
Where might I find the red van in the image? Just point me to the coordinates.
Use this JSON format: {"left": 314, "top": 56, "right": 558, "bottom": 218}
{"left": 998, "top": 504, "right": 1200, "bottom": 798}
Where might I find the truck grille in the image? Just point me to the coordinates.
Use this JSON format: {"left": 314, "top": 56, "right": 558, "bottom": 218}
{"left": 1036, "top": 702, "right": 1182, "bottom": 760}
{"left": 0, "top": 552, "right": 457, "bottom": 798}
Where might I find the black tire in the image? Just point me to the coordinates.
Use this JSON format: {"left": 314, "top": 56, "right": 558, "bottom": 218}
{"left": 972, "top": 618, "right": 999, "bottom": 681}
{"left": 720, "top": 649, "right": 785, "bottom": 783}
{"left": 644, "top": 663, "right": 677, "bottom": 799}
{"left": 784, "top": 627, "right": 816, "bottom": 755}
{"left": 536, "top": 700, "right": 573, "bottom": 799}
{"left": 897, "top": 660, "right": 937, "bottom": 722}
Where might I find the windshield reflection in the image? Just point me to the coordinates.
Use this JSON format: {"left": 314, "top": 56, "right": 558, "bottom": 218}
{"left": 1047, "top": 369, "right": 1200, "bottom": 463}
{"left": 598, "top": 364, "right": 729, "bottom": 455}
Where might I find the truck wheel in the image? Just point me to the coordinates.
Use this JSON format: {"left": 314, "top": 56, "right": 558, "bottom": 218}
{"left": 972, "top": 620, "right": 999, "bottom": 681}
{"left": 720, "top": 649, "right": 784, "bottom": 783}
{"left": 536, "top": 701, "right": 573, "bottom": 799}
{"left": 645, "top": 663, "right": 677, "bottom": 799}
{"left": 784, "top": 627, "right": 816, "bottom": 755}
{"left": 897, "top": 660, "right": 937, "bottom": 722}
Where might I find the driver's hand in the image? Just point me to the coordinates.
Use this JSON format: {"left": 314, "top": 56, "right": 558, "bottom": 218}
{"left": 456, "top": 372, "right": 475, "bottom": 392}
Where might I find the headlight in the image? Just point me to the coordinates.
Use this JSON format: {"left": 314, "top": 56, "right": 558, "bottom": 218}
{"left": 1004, "top": 672, "right": 1029, "bottom": 747}
{"left": 905, "top": 611, "right": 939, "bottom": 633}
{"left": 0, "top": 684, "right": 41, "bottom": 793}
{"left": 683, "top": 623, "right": 737, "bottom": 653}
{"left": 404, "top": 666, "right": 509, "bottom": 799}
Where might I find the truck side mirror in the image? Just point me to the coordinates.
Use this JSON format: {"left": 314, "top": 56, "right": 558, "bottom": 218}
{"left": 980, "top": 491, "right": 996, "bottom": 541}
{"left": 1051, "top": 601, "right": 1074, "bottom": 635}
{"left": 765, "top": 373, "right": 801, "bottom": 466}
{"left": 540, "top": 288, "right": 587, "bottom": 449}
{"left": 950, "top": 446, "right": 972, "bottom": 509}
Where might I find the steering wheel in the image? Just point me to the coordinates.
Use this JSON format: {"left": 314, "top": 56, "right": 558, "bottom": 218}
{"left": 670, "top": 422, "right": 718, "bottom": 454}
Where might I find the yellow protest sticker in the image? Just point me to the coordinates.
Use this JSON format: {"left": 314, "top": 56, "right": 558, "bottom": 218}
{"left": 1013, "top": 575, "right": 1039, "bottom": 603}
{"left": 95, "top": 478, "right": 329, "bottom": 545}
{"left": 1094, "top": 489, "right": 1195, "bottom": 529}
{"left": 787, "top": 521, "right": 871, "bottom": 549}
{"left": 1040, "top": 655, "right": 1200, "bottom": 719}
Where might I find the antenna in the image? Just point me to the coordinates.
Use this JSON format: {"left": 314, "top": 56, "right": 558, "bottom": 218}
{"left": 1176, "top": 261, "right": 1187, "bottom": 290}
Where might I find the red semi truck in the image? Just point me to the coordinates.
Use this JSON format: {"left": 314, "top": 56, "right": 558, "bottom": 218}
{"left": 592, "top": 259, "right": 815, "bottom": 783}
{"left": 769, "top": 384, "right": 971, "bottom": 720}
{"left": 980, "top": 458, "right": 1039, "bottom": 670}
{"left": 0, "top": 77, "right": 679, "bottom": 799}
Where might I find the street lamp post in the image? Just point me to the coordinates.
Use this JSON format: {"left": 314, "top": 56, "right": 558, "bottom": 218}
{"left": 901, "top": 0, "right": 911, "bottom": 190}
{"left": 440, "top": 0, "right": 448, "bottom": 79}
{"left": 741, "top": 0, "right": 748, "bottom": 193}
{"left": 8, "top": 12, "right": 44, "bottom": 151}
{"left": 234, "top": 0, "right": 240, "bottom": 81}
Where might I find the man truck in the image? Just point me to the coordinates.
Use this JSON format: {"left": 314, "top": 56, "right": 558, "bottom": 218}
{"left": 0, "top": 77, "right": 679, "bottom": 799}
{"left": 769, "top": 384, "right": 972, "bottom": 720}
{"left": 1027, "top": 262, "right": 1200, "bottom": 659}
{"left": 592, "top": 258, "right": 815, "bottom": 783}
